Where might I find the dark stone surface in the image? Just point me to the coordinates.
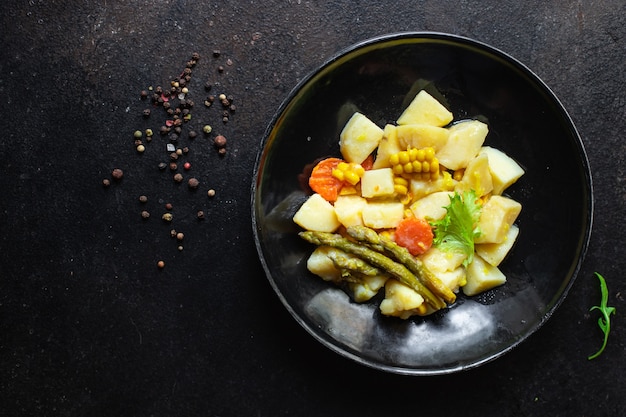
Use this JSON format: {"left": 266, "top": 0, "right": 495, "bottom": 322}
{"left": 1, "top": 1, "right": 624, "bottom": 416}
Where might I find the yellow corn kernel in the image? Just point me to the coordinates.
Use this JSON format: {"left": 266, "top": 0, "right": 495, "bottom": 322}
{"left": 389, "top": 153, "right": 400, "bottom": 166}
{"left": 331, "top": 168, "right": 345, "bottom": 182}
{"left": 415, "top": 148, "right": 426, "bottom": 162}
{"left": 398, "top": 151, "right": 410, "bottom": 165}
{"left": 344, "top": 170, "right": 360, "bottom": 185}
{"left": 453, "top": 168, "right": 464, "bottom": 181}
{"left": 392, "top": 164, "right": 404, "bottom": 175}
{"left": 422, "top": 161, "right": 430, "bottom": 173}
{"left": 394, "top": 183, "right": 408, "bottom": 195}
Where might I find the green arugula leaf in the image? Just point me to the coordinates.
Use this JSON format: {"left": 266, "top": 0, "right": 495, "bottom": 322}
{"left": 430, "top": 190, "right": 482, "bottom": 266}
{"left": 588, "top": 272, "right": 616, "bottom": 360}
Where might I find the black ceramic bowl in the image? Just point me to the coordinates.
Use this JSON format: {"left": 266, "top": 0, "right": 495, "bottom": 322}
{"left": 252, "top": 32, "right": 593, "bottom": 375}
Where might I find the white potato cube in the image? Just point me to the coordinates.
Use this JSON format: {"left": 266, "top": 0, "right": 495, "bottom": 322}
{"left": 306, "top": 246, "right": 342, "bottom": 282}
{"left": 433, "top": 268, "right": 466, "bottom": 293}
{"left": 479, "top": 146, "right": 525, "bottom": 195}
{"left": 333, "top": 195, "right": 367, "bottom": 228}
{"left": 455, "top": 153, "right": 493, "bottom": 197}
{"left": 361, "top": 201, "right": 405, "bottom": 229}
{"left": 396, "top": 90, "right": 454, "bottom": 127}
{"left": 339, "top": 112, "right": 384, "bottom": 164}
{"left": 475, "top": 224, "right": 519, "bottom": 266}
{"left": 396, "top": 124, "right": 450, "bottom": 151}
{"left": 349, "top": 274, "right": 389, "bottom": 302}
{"left": 463, "top": 254, "right": 506, "bottom": 296}
{"left": 409, "top": 191, "right": 454, "bottom": 221}
{"left": 360, "top": 168, "right": 395, "bottom": 198}
{"left": 437, "top": 120, "right": 488, "bottom": 170}
{"left": 373, "top": 124, "right": 402, "bottom": 169}
{"left": 293, "top": 193, "right": 341, "bottom": 232}
{"left": 409, "top": 172, "right": 457, "bottom": 201}
{"left": 475, "top": 195, "right": 522, "bottom": 244}
{"left": 379, "top": 279, "right": 425, "bottom": 319}
{"left": 420, "top": 246, "right": 466, "bottom": 273}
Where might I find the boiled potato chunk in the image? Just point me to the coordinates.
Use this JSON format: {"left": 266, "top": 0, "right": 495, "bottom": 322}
{"left": 380, "top": 279, "right": 425, "bottom": 319}
{"left": 409, "top": 191, "right": 454, "bottom": 221}
{"left": 455, "top": 153, "right": 493, "bottom": 197}
{"left": 463, "top": 254, "right": 506, "bottom": 296}
{"left": 360, "top": 168, "right": 395, "bottom": 198}
{"left": 420, "top": 246, "right": 466, "bottom": 273}
{"left": 349, "top": 274, "right": 389, "bottom": 302}
{"left": 479, "top": 146, "right": 525, "bottom": 195}
{"left": 361, "top": 201, "right": 405, "bottom": 229}
{"left": 339, "top": 112, "right": 384, "bottom": 164}
{"left": 433, "top": 268, "right": 466, "bottom": 293}
{"left": 333, "top": 195, "right": 367, "bottom": 228}
{"left": 293, "top": 193, "right": 341, "bottom": 232}
{"left": 306, "top": 246, "right": 342, "bottom": 282}
{"left": 396, "top": 90, "right": 454, "bottom": 127}
{"left": 409, "top": 171, "right": 457, "bottom": 201}
{"left": 372, "top": 124, "right": 401, "bottom": 169}
{"left": 396, "top": 124, "right": 450, "bottom": 151}
{"left": 437, "top": 120, "right": 488, "bottom": 170}
{"left": 475, "top": 195, "right": 522, "bottom": 244}
{"left": 475, "top": 224, "right": 519, "bottom": 266}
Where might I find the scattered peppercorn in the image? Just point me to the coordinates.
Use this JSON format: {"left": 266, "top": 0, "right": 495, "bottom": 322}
{"left": 157, "top": 260, "right": 165, "bottom": 269}
{"left": 183, "top": 162, "right": 191, "bottom": 170}
{"left": 112, "top": 168, "right": 124, "bottom": 180}
{"left": 170, "top": 229, "right": 177, "bottom": 238}
{"left": 141, "top": 210, "right": 150, "bottom": 219}
{"left": 165, "top": 203, "right": 173, "bottom": 210}
{"left": 176, "top": 232, "right": 184, "bottom": 241}
{"left": 218, "top": 147, "right": 227, "bottom": 155}
{"left": 136, "top": 144, "right": 145, "bottom": 153}
{"left": 188, "top": 177, "right": 199, "bottom": 189}
{"left": 162, "top": 213, "right": 173, "bottom": 222}
{"left": 169, "top": 162, "right": 177, "bottom": 171}
{"left": 188, "top": 130, "right": 197, "bottom": 139}
{"left": 177, "top": 245, "right": 184, "bottom": 251}
{"left": 174, "top": 173, "right": 184, "bottom": 183}
{"left": 158, "top": 162, "right": 167, "bottom": 170}
{"left": 102, "top": 179, "right": 111, "bottom": 187}
{"left": 203, "top": 125, "right": 212, "bottom": 134}
{"left": 134, "top": 130, "right": 143, "bottom": 138}
{"left": 140, "top": 90, "right": 148, "bottom": 99}
{"left": 146, "top": 128, "right": 153, "bottom": 137}
{"left": 182, "top": 147, "right": 189, "bottom": 154}
{"left": 143, "top": 109, "right": 151, "bottom": 118}
{"left": 218, "top": 65, "right": 224, "bottom": 73}
{"left": 207, "top": 189, "right": 216, "bottom": 197}
{"left": 197, "top": 210, "right": 205, "bottom": 219}
{"left": 214, "top": 135, "right": 227, "bottom": 148}
{"left": 139, "top": 195, "right": 148, "bottom": 203}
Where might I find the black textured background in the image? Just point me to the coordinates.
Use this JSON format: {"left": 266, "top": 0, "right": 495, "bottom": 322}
{"left": 1, "top": 1, "right": 625, "bottom": 416}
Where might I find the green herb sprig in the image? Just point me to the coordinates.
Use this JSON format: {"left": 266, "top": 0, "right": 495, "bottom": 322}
{"left": 430, "top": 190, "right": 482, "bottom": 267}
{"left": 588, "top": 272, "right": 616, "bottom": 360}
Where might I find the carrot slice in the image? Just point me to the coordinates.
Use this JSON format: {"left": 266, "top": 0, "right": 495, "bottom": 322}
{"left": 361, "top": 154, "right": 375, "bottom": 171}
{"left": 308, "top": 157, "right": 344, "bottom": 202}
{"left": 394, "top": 217, "right": 434, "bottom": 256}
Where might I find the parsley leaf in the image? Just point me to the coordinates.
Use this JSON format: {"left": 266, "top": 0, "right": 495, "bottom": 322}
{"left": 430, "top": 190, "right": 482, "bottom": 266}
{"left": 588, "top": 272, "right": 616, "bottom": 360}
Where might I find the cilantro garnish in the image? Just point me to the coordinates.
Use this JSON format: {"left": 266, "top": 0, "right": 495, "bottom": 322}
{"left": 430, "top": 190, "right": 482, "bottom": 266}
{"left": 588, "top": 272, "right": 616, "bottom": 360}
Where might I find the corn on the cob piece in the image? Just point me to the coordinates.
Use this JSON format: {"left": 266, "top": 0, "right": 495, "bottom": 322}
{"left": 389, "top": 147, "right": 440, "bottom": 180}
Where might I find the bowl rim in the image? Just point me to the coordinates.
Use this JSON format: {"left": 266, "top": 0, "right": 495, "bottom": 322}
{"left": 251, "top": 31, "right": 594, "bottom": 375}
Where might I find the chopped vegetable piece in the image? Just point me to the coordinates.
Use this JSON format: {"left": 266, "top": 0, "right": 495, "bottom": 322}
{"left": 588, "top": 272, "right": 616, "bottom": 360}
{"left": 331, "top": 161, "right": 365, "bottom": 185}
{"left": 308, "top": 157, "right": 344, "bottom": 202}
{"left": 346, "top": 225, "right": 455, "bottom": 304}
{"left": 430, "top": 190, "right": 482, "bottom": 266}
{"left": 394, "top": 217, "right": 434, "bottom": 256}
{"left": 389, "top": 147, "right": 439, "bottom": 180}
{"left": 299, "top": 230, "right": 446, "bottom": 310}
